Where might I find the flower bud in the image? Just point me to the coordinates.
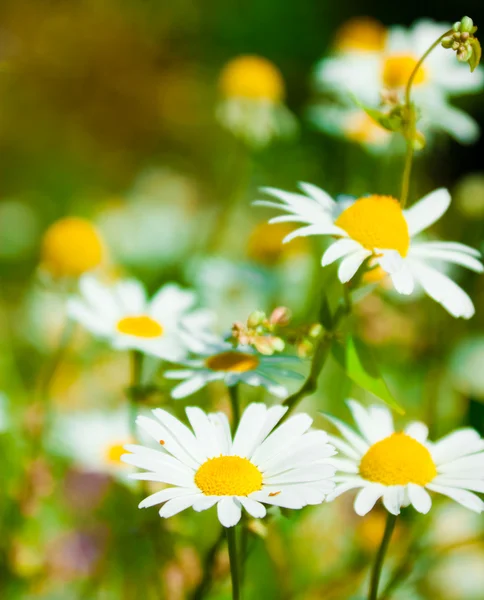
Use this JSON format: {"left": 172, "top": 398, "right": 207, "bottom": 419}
{"left": 247, "top": 310, "right": 266, "bottom": 328}
{"left": 453, "top": 21, "right": 462, "bottom": 32}
{"left": 461, "top": 32, "right": 470, "bottom": 41}
{"left": 309, "top": 323, "right": 323, "bottom": 338}
{"left": 441, "top": 36, "right": 454, "bottom": 48}
{"left": 253, "top": 337, "right": 274, "bottom": 355}
{"left": 452, "top": 41, "right": 460, "bottom": 50}
{"left": 269, "top": 306, "right": 291, "bottom": 326}
{"left": 270, "top": 336, "right": 285, "bottom": 352}
{"left": 460, "top": 16, "right": 474, "bottom": 33}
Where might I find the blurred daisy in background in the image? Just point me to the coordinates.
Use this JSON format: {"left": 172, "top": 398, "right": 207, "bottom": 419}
{"left": 450, "top": 337, "right": 484, "bottom": 402}
{"left": 122, "top": 403, "right": 336, "bottom": 527}
{"left": 325, "top": 400, "right": 484, "bottom": 515}
{"left": 40, "top": 217, "right": 106, "bottom": 280}
{"left": 256, "top": 184, "right": 483, "bottom": 318}
{"left": 164, "top": 336, "right": 304, "bottom": 399}
{"left": 68, "top": 275, "right": 213, "bottom": 360}
{"left": 312, "top": 19, "right": 484, "bottom": 146}
{"left": 331, "top": 17, "right": 387, "bottom": 55}
{"left": 51, "top": 408, "right": 135, "bottom": 480}
{"left": 216, "top": 55, "right": 297, "bottom": 148}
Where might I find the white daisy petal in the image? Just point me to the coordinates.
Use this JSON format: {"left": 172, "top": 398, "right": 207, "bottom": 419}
{"left": 321, "top": 239, "right": 363, "bottom": 266}
{"left": 217, "top": 497, "right": 242, "bottom": 527}
{"left": 338, "top": 249, "right": 371, "bottom": 283}
{"left": 407, "top": 484, "right": 432, "bottom": 514}
{"left": 411, "top": 241, "right": 481, "bottom": 258}
{"left": 283, "top": 224, "right": 345, "bottom": 243}
{"left": 326, "top": 434, "right": 362, "bottom": 461}
{"left": 185, "top": 407, "right": 222, "bottom": 458}
{"left": 153, "top": 408, "right": 207, "bottom": 464}
{"left": 382, "top": 486, "right": 404, "bottom": 515}
{"left": 170, "top": 374, "right": 214, "bottom": 399}
{"left": 354, "top": 485, "right": 385, "bottom": 516}
{"left": 159, "top": 494, "right": 201, "bottom": 518}
{"left": 431, "top": 428, "right": 484, "bottom": 464}
{"left": 322, "top": 414, "right": 369, "bottom": 455}
{"left": 409, "top": 246, "right": 483, "bottom": 273}
{"left": 209, "top": 412, "right": 233, "bottom": 455}
{"left": 192, "top": 496, "right": 220, "bottom": 512}
{"left": 326, "top": 478, "right": 365, "bottom": 501}
{"left": 431, "top": 477, "right": 484, "bottom": 493}
{"left": 139, "top": 487, "right": 196, "bottom": 509}
{"left": 231, "top": 403, "right": 268, "bottom": 457}
{"left": 426, "top": 484, "right": 484, "bottom": 513}
{"left": 347, "top": 400, "right": 392, "bottom": 445}
{"left": 405, "top": 422, "right": 429, "bottom": 443}
{"left": 404, "top": 188, "right": 451, "bottom": 236}
{"left": 238, "top": 497, "right": 267, "bottom": 519}
{"left": 297, "top": 182, "right": 336, "bottom": 208}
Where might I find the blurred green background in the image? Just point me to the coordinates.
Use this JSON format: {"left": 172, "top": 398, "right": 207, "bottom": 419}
{"left": 1, "top": 1, "right": 484, "bottom": 599}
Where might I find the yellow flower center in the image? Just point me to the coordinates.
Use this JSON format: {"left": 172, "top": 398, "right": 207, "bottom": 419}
{"left": 335, "top": 195, "right": 410, "bottom": 257}
{"left": 41, "top": 217, "right": 104, "bottom": 278}
{"left": 334, "top": 17, "right": 387, "bottom": 53}
{"left": 359, "top": 432, "right": 437, "bottom": 486}
{"left": 344, "top": 112, "right": 390, "bottom": 145}
{"left": 195, "top": 455, "right": 263, "bottom": 496}
{"left": 247, "top": 222, "right": 308, "bottom": 265}
{"left": 116, "top": 315, "right": 163, "bottom": 338}
{"left": 105, "top": 442, "right": 129, "bottom": 465}
{"left": 219, "top": 55, "right": 285, "bottom": 102}
{"left": 205, "top": 351, "right": 259, "bottom": 373}
{"left": 382, "top": 53, "right": 427, "bottom": 89}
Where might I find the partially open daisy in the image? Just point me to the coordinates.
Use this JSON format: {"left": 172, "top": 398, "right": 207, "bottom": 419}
{"left": 41, "top": 217, "right": 105, "bottom": 278}
{"left": 68, "top": 275, "right": 212, "bottom": 360}
{"left": 122, "top": 403, "right": 336, "bottom": 527}
{"left": 313, "top": 19, "right": 484, "bottom": 144}
{"left": 255, "top": 184, "right": 483, "bottom": 318}
{"left": 164, "top": 337, "right": 303, "bottom": 399}
{"left": 216, "top": 55, "right": 297, "bottom": 148}
{"left": 325, "top": 400, "right": 484, "bottom": 516}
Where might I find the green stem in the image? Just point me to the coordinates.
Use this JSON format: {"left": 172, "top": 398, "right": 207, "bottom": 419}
{"left": 128, "top": 350, "right": 144, "bottom": 439}
{"left": 191, "top": 530, "right": 225, "bottom": 600}
{"left": 368, "top": 514, "right": 397, "bottom": 600}
{"left": 228, "top": 384, "right": 240, "bottom": 431}
{"left": 227, "top": 527, "right": 240, "bottom": 600}
{"left": 400, "top": 29, "right": 453, "bottom": 208}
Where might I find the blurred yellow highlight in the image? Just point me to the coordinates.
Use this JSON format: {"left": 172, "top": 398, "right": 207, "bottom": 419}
{"left": 382, "top": 54, "right": 427, "bottom": 88}
{"left": 359, "top": 432, "right": 437, "bottom": 486}
{"left": 334, "top": 17, "right": 387, "bottom": 53}
{"left": 195, "top": 456, "right": 262, "bottom": 496}
{"left": 219, "top": 55, "right": 285, "bottom": 102}
{"left": 41, "top": 217, "right": 104, "bottom": 278}
{"left": 335, "top": 195, "right": 410, "bottom": 256}
{"left": 344, "top": 112, "right": 391, "bottom": 145}
{"left": 116, "top": 315, "right": 163, "bottom": 338}
{"left": 205, "top": 351, "right": 259, "bottom": 372}
{"left": 105, "top": 442, "right": 130, "bottom": 465}
{"left": 247, "top": 222, "right": 309, "bottom": 265}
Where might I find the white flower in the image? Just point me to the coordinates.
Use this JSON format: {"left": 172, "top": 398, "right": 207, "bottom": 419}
{"left": 164, "top": 337, "right": 304, "bottom": 399}
{"left": 325, "top": 400, "right": 484, "bottom": 516}
{"left": 313, "top": 19, "right": 484, "bottom": 144}
{"left": 122, "top": 403, "right": 336, "bottom": 527}
{"left": 217, "top": 55, "right": 297, "bottom": 148}
{"left": 255, "top": 184, "right": 483, "bottom": 318}
{"left": 68, "top": 275, "right": 213, "bottom": 360}
{"left": 51, "top": 408, "right": 135, "bottom": 480}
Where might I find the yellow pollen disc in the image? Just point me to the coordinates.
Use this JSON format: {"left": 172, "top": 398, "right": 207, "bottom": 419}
{"left": 335, "top": 195, "right": 410, "bottom": 257}
{"left": 116, "top": 315, "right": 163, "bottom": 338}
{"left": 247, "top": 222, "right": 308, "bottom": 265}
{"left": 205, "top": 351, "right": 259, "bottom": 373}
{"left": 334, "top": 17, "right": 387, "bottom": 53}
{"left": 382, "top": 53, "right": 427, "bottom": 89}
{"left": 195, "top": 456, "right": 263, "bottom": 496}
{"left": 359, "top": 432, "right": 437, "bottom": 486}
{"left": 41, "top": 217, "right": 104, "bottom": 278}
{"left": 219, "top": 55, "right": 285, "bottom": 102}
{"left": 105, "top": 442, "right": 129, "bottom": 465}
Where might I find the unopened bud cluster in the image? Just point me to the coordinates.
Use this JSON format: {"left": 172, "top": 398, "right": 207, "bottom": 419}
{"left": 441, "top": 17, "right": 479, "bottom": 64}
{"left": 230, "top": 307, "right": 291, "bottom": 355}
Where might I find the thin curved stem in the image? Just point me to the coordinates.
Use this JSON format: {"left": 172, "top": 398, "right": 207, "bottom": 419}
{"left": 228, "top": 384, "right": 240, "bottom": 431}
{"left": 400, "top": 29, "right": 453, "bottom": 208}
{"left": 128, "top": 350, "right": 144, "bottom": 439}
{"left": 368, "top": 514, "right": 397, "bottom": 600}
{"left": 227, "top": 527, "right": 240, "bottom": 600}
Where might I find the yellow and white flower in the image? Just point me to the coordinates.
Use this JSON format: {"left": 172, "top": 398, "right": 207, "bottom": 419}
{"left": 217, "top": 55, "right": 297, "bottom": 148}
{"left": 122, "top": 403, "right": 336, "bottom": 527}
{"left": 51, "top": 408, "right": 135, "bottom": 479}
{"left": 325, "top": 400, "right": 484, "bottom": 515}
{"left": 255, "top": 184, "right": 483, "bottom": 318}
{"left": 68, "top": 275, "right": 212, "bottom": 360}
{"left": 165, "top": 337, "right": 303, "bottom": 399}
{"left": 313, "top": 19, "right": 484, "bottom": 144}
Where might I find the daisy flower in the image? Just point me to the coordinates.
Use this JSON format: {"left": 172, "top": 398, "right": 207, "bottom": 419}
{"left": 41, "top": 217, "right": 105, "bottom": 279}
{"left": 122, "top": 403, "right": 336, "bottom": 527}
{"left": 325, "top": 400, "right": 484, "bottom": 516}
{"left": 332, "top": 17, "right": 387, "bottom": 55}
{"left": 51, "top": 408, "right": 135, "bottom": 480}
{"left": 68, "top": 275, "right": 212, "bottom": 360}
{"left": 254, "top": 184, "right": 483, "bottom": 318}
{"left": 216, "top": 55, "right": 297, "bottom": 148}
{"left": 164, "top": 337, "right": 303, "bottom": 399}
{"left": 313, "top": 19, "right": 484, "bottom": 144}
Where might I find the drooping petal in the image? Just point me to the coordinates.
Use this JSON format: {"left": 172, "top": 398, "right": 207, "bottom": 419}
{"left": 404, "top": 188, "right": 451, "bottom": 236}
{"left": 338, "top": 250, "right": 371, "bottom": 283}
{"left": 407, "top": 484, "right": 432, "bottom": 514}
{"left": 354, "top": 485, "right": 385, "bottom": 516}
{"left": 217, "top": 497, "right": 242, "bottom": 527}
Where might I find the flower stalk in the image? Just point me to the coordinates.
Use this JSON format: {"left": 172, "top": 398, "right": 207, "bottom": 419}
{"left": 368, "top": 513, "right": 398, "bottom": 600}
{"left": 227, "top": 527, "right": 241, "bottom": 600}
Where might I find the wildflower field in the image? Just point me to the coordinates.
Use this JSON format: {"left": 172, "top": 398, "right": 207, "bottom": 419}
{"left": 1, "top": 1, "right": 484, "bottom": 599}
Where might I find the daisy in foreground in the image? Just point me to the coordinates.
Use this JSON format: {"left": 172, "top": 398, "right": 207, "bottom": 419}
{"left": 325, "top": 400, "right": 484, "bottom": 515}
{"left": 121, "top": 403, "right": 336, "bottom": 527}
{"left": 164, "top": 337, "right": 303, "bottom": 399}
{"left": 68, "top": 275, "right": 212, "bottom": 360}
{"left": 255, "top": 184, "right": 483, "bottom": 318}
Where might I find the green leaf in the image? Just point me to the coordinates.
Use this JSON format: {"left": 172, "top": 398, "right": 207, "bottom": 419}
{"left": 469, "top": 38, "right": 482, "bottom": 72}
{"left": 352, "top": 96, "right": 403, "bottom": 133}
{"left": 332, "top": 336, "right": 404, "bottom": 414}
